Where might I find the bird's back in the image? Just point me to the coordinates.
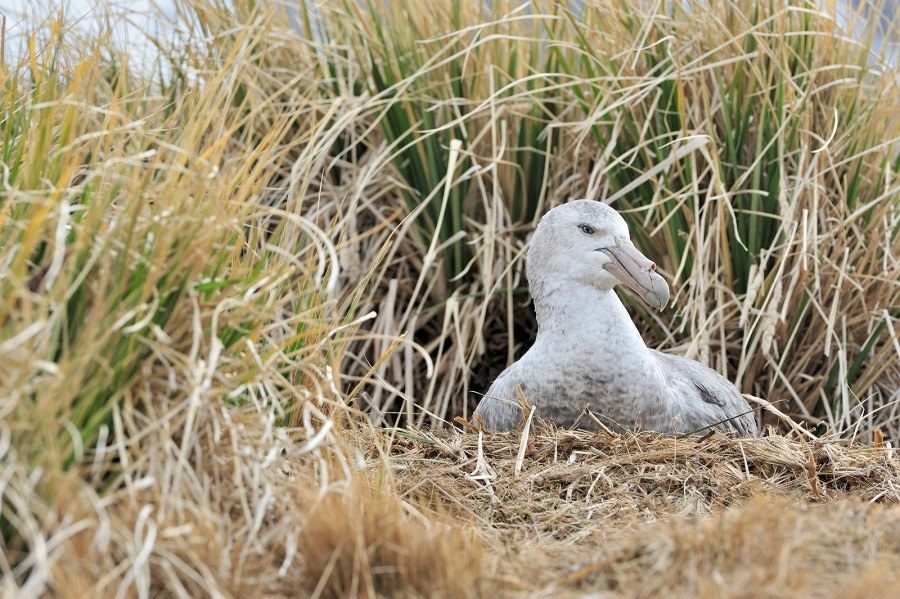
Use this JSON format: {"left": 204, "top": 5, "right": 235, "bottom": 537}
{"left": 474, "top": 349, "right": 759, "bottom": 437}
{"left": 651, "top": 350, "right": 759, "bottom": 437}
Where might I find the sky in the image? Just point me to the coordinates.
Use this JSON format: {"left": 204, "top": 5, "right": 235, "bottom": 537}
{"left": 0, "top": 1, "right": 177, "bottom": 25}
{"left": 0, "top": 1, "right": 179, "bottom": 71}
{"left": 0, "top": 1, "right": 178, "bottom": 36}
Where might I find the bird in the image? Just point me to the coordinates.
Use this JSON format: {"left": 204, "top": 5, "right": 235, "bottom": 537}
{"left": 473, "top": 199, "right": 759, "bottom": 437}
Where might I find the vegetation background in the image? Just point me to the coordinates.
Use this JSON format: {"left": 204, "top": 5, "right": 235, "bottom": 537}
{"left": 1, "top": 0, "right": 898, "bottom": 596}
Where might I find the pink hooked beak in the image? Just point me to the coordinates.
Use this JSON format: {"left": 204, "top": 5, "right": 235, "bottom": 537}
{"left": 600, "top": 240, "right": 670, "bottom": 311}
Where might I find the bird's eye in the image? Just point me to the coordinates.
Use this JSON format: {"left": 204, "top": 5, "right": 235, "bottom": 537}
{"left": 577, "top": 223, "right": 596, "bottom": 235}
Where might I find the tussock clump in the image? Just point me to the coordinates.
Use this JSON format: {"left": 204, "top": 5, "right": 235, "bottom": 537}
{"left": 5, "top": 412, "right": 487, "bottom": 598}
{"left": 295, "top": 480, "right": 487, "bottom": 599}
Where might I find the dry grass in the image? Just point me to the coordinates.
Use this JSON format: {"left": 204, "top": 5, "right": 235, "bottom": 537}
{"left": 387, "top": 425, "right": 900, "bottom": 596}
{"left": 394, "top": 426, "right": 900, "bottom": 522}
{"left": 296, "top": 479, "right": 485, "bottom": 598}
{"left": 11, "top": 417, "right": 897, "bottom": 597}
{"left": 1, "top": 0, "right": 899, "bottom": 597}
{"left": 537, "top": 496, "right": 900, "bottom": 598}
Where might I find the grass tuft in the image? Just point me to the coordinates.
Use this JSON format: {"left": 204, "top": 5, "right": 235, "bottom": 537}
{"left": 297, "top": 478, "right": 486, "bottom": 598}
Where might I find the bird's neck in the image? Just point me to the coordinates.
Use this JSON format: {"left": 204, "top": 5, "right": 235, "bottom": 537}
{"left": 531, "top": 277, "right": 661, "bottom": 370}
{"left": 527, "top": 276, "right": 674, "bottom": 429}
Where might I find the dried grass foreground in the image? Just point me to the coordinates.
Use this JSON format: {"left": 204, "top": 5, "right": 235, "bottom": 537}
{"left": 12, "top": 406, "right": 899, "bottom": 597}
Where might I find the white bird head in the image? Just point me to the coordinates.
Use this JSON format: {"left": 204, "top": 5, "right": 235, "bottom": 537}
{"left": 526, "top": 199, "right": 670, "bottom": 310}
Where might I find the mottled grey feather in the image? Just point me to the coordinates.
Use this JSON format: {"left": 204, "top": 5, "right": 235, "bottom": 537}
{"left": 651, "top": 351, "right": 758, "bottom": 437}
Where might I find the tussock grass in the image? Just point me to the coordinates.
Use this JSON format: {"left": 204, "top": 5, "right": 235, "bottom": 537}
{"left": 0, "top": 6, "right": 356, "bottom": 595}
{"left": 280, "top": 0, "right": 900, "bottom": 434}
{"left": 0, "top": 0, "right": 898, "bottom": 597}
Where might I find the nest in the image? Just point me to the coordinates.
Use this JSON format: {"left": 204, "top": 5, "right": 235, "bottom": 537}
{"left": 386, "top": 425, "right": 900, "bottom": 596}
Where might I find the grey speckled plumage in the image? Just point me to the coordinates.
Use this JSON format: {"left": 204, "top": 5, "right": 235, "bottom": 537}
{"left": 474, "top": 200, "right": 758, "bottom": 437}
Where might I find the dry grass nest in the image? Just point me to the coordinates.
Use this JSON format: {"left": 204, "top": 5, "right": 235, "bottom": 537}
{"left": 382, "top": 424, "right": 900, "bottom": 596}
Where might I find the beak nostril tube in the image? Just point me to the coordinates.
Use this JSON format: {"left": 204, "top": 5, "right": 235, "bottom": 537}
{"left": 602, "top": 240, "right": 669, "bottom": 311}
